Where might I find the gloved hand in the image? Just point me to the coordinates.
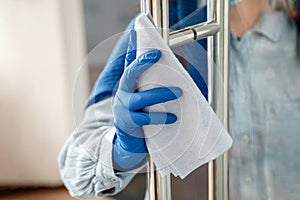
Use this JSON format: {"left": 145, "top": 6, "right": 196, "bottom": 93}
{"left": 112, "top": 30, "right": 182, "bottom": 170}
{"left": 85, "top": 17, "right": 136, "bottom": 108}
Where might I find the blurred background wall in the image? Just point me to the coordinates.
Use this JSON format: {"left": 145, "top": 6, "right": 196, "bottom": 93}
{"left": 0, "top": 0, "right": 89, "bottom": 187}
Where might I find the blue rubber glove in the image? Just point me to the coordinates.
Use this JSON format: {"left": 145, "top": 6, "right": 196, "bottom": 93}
{"left": 112, "top": 30, "right": 182, "bottom": 171}
{"left": 85, "top": 17, "right": 136, "bottom": 108}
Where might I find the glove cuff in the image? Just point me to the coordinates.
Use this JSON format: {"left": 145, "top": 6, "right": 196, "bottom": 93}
{"left": 113, "top": 138, "right": 148, "bottom": 171}
{"left": 114, "top": 124, "right": 148, "bottom": 153}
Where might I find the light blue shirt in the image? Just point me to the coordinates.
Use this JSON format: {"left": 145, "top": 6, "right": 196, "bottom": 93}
{"left": 58, "top": 97, "right": 143, "bottom": 198}
{"left": 229, "top": 11, "right": 300, "bottom": 199}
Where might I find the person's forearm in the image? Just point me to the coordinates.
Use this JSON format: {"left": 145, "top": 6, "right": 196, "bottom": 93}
{"left": 58, "top": 97, "right": 137, "bottom": 198}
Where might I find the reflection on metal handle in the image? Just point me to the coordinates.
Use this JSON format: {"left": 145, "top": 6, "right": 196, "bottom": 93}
{"left": 208, "top": 0, "right": 230, "bottom": 200}
{"left": 169, "top": 21, "right": 220, "bottom": 47}
{"left": 141, "top": 1, "right": 171, "bottom": 200}
{"left": 141, "top": 0, "right": 169, "bottom": 42}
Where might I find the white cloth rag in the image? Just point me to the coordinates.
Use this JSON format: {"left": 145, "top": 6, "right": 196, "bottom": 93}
{"left": 135, "top": 13, "right": 232, "bottom": 179}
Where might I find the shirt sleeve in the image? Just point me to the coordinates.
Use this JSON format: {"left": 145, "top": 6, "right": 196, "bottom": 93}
{"left": 58, "top": 97, "right": 144, "bottom": 198}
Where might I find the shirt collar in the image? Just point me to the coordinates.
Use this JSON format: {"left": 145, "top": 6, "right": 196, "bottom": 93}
{"left": 252, "top": 11, "right": 287, "bottom": 42}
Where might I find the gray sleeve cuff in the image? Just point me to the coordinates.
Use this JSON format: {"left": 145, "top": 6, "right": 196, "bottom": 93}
{"left": 58, "top": 97, "right": 143, "bottom": 198}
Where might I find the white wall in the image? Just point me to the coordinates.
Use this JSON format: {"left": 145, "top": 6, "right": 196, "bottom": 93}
{"left": 0, "top": 0, "right": 89, "bottom": 187}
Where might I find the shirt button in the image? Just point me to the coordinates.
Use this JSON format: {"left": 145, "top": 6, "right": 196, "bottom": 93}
{"left": 242, "top": 135, "right": 250, "bottom": 144}
{"left": 240, "top": 91, "right": 246, "bottom": 102}
{"left": 245, "top": 176, "right": 252, "bottom": 184}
